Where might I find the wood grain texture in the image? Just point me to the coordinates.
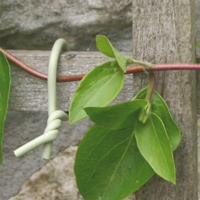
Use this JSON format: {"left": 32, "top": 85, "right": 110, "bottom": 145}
{"left": 132, "top": 0, "right": 198, "bottom": 199}
{"left": 8, "top": 51, "right": 133, "bottom": 111}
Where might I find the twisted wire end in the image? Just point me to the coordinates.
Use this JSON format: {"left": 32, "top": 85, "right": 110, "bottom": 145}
{"left": 42, "top": 110, "right": 68, "bottom": 159}
{"left": 14, "top": 38, "right": 69, "bottom": 159}
{"left": 14, "top": 110, "right": 68, "bottom": 158}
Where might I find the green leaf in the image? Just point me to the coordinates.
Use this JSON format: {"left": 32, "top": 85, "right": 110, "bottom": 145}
{"left": 96, "top": 35, "right": 127, "bottom": 72}
{"left": 84, "top": 99, "right": 148, "bottom": 130}
{"left": 0, "top": 51, "right": 11, "bottom": 164}
{"left": 69, "top": 61, "right": 124, "bottom": 124}
{"left": 135, "top": 113, "right": 176, "bottom": 183}
{"left": 96, "top": 35, "right": 115, "bottom": 58}
{"left": 75, "top": 125, "right": 154, "bottom": 200}
{"left": 134, "top": 87, "right": 181, "bottom": 151}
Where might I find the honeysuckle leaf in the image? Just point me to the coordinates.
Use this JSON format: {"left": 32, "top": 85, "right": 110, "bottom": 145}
{"left": 69, "top": 61, "right": 124, "bottom": 124}
{"left": 96, "top": 35, "right": 127, "bottom": 72}
{"left": 0, "top": 51, "right": 11, "bottom": 164}
{"left": 84, "top": 99, "right": 148, "bottom": 130}
{"left": 74, "top": 125, "right": 154, "bottom": 200}
{"left": 134, "top": 87, "right": 181, "bottom": 151}
{"left": 135, "top": 113, "right": 176, "bottom": 184}
{"left": 96, "top": 35, "right": 115, "bottom": 58}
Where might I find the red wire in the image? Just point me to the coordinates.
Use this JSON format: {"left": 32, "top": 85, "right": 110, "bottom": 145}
{"left": 1, "top": 47, "right": 200, "bottom": 82}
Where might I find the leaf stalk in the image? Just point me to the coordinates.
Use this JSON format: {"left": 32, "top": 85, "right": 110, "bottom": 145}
{"left": 145, "top": 72, "right": 156, "bottom": 103}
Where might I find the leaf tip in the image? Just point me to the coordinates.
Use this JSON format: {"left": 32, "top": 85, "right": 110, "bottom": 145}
{"left": 170, "top": 176, "right": 176, "bottom": 184}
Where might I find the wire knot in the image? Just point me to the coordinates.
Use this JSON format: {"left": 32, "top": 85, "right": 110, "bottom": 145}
{"left": 42, "top": 110, "right": 68, "bottom": 159}
{"left": 14, "top": 38, "right": 69, "bottom": 159}
{"left": 14, "top": 110, "right": 68, "bottom": 158}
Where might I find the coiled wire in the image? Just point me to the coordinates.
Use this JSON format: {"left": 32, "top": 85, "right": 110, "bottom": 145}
{"left": 14, "top": 39, "right": 69, "bottom": 159}
{"left": 14, "top": 110, "right": 68, "bottom": 158}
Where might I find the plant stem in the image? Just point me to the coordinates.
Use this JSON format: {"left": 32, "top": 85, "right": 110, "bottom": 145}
{"left": 138, "top": 72, "right": 155, "bottom": 124}
{"left": 145, "top": 72, "right": 156, "bottom": 103}
{"left": 128, "top": 58, "right": 153, "bottom": 69}
{"left": 1, "top": 47, "right": 200, "bottom": 82}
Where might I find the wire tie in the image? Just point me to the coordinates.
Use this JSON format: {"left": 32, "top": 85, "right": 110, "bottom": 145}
{"left": 14, "top": 39, "right": 69, "bottom": 159}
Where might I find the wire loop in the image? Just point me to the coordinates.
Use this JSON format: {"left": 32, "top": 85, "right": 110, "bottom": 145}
{"left": 14, "top": 39, "right": 69, "bottom": 159}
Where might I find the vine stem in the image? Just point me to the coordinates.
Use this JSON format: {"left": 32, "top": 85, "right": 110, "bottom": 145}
{"left": 145, "top": 72, "right": 156, "bottom": 103}
{"left": 138, "top": 72, "right": 155, "bottom": 124}
{"left": 1, "top": 47, "right": 200, "bottom": 82}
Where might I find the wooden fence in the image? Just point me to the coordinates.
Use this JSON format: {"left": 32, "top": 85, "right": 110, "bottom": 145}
{"left": 6, "top": 0, "right": 198, "bottom": 199}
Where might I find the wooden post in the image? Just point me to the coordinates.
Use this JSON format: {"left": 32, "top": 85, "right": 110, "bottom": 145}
{"left": 8, "top": 51, "right": 133, "bottom": 111}
{"left": 132, "top": 0, "right": 198, "bottom": 199}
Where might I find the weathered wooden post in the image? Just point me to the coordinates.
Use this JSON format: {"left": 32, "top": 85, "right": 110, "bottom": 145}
{"left": 132, "top": 0, "right": 198, "bottom": 199}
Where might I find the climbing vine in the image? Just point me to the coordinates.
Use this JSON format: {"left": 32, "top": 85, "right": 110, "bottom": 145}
{"left": 69, "top": 36, "right": 180, "bottom": 199}
{"left": 4, "top": 35, "right": 200, "bottom": 199}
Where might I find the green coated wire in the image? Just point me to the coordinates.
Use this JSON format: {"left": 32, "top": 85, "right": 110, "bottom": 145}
{"left": 48, "top": 38, "right": 69, "bottom": 115}
{"left": 14, "top": 39, "right": 69, "bottom": 159}
{"left": 43, "top": 39, "right": 69, "bottom": 159}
